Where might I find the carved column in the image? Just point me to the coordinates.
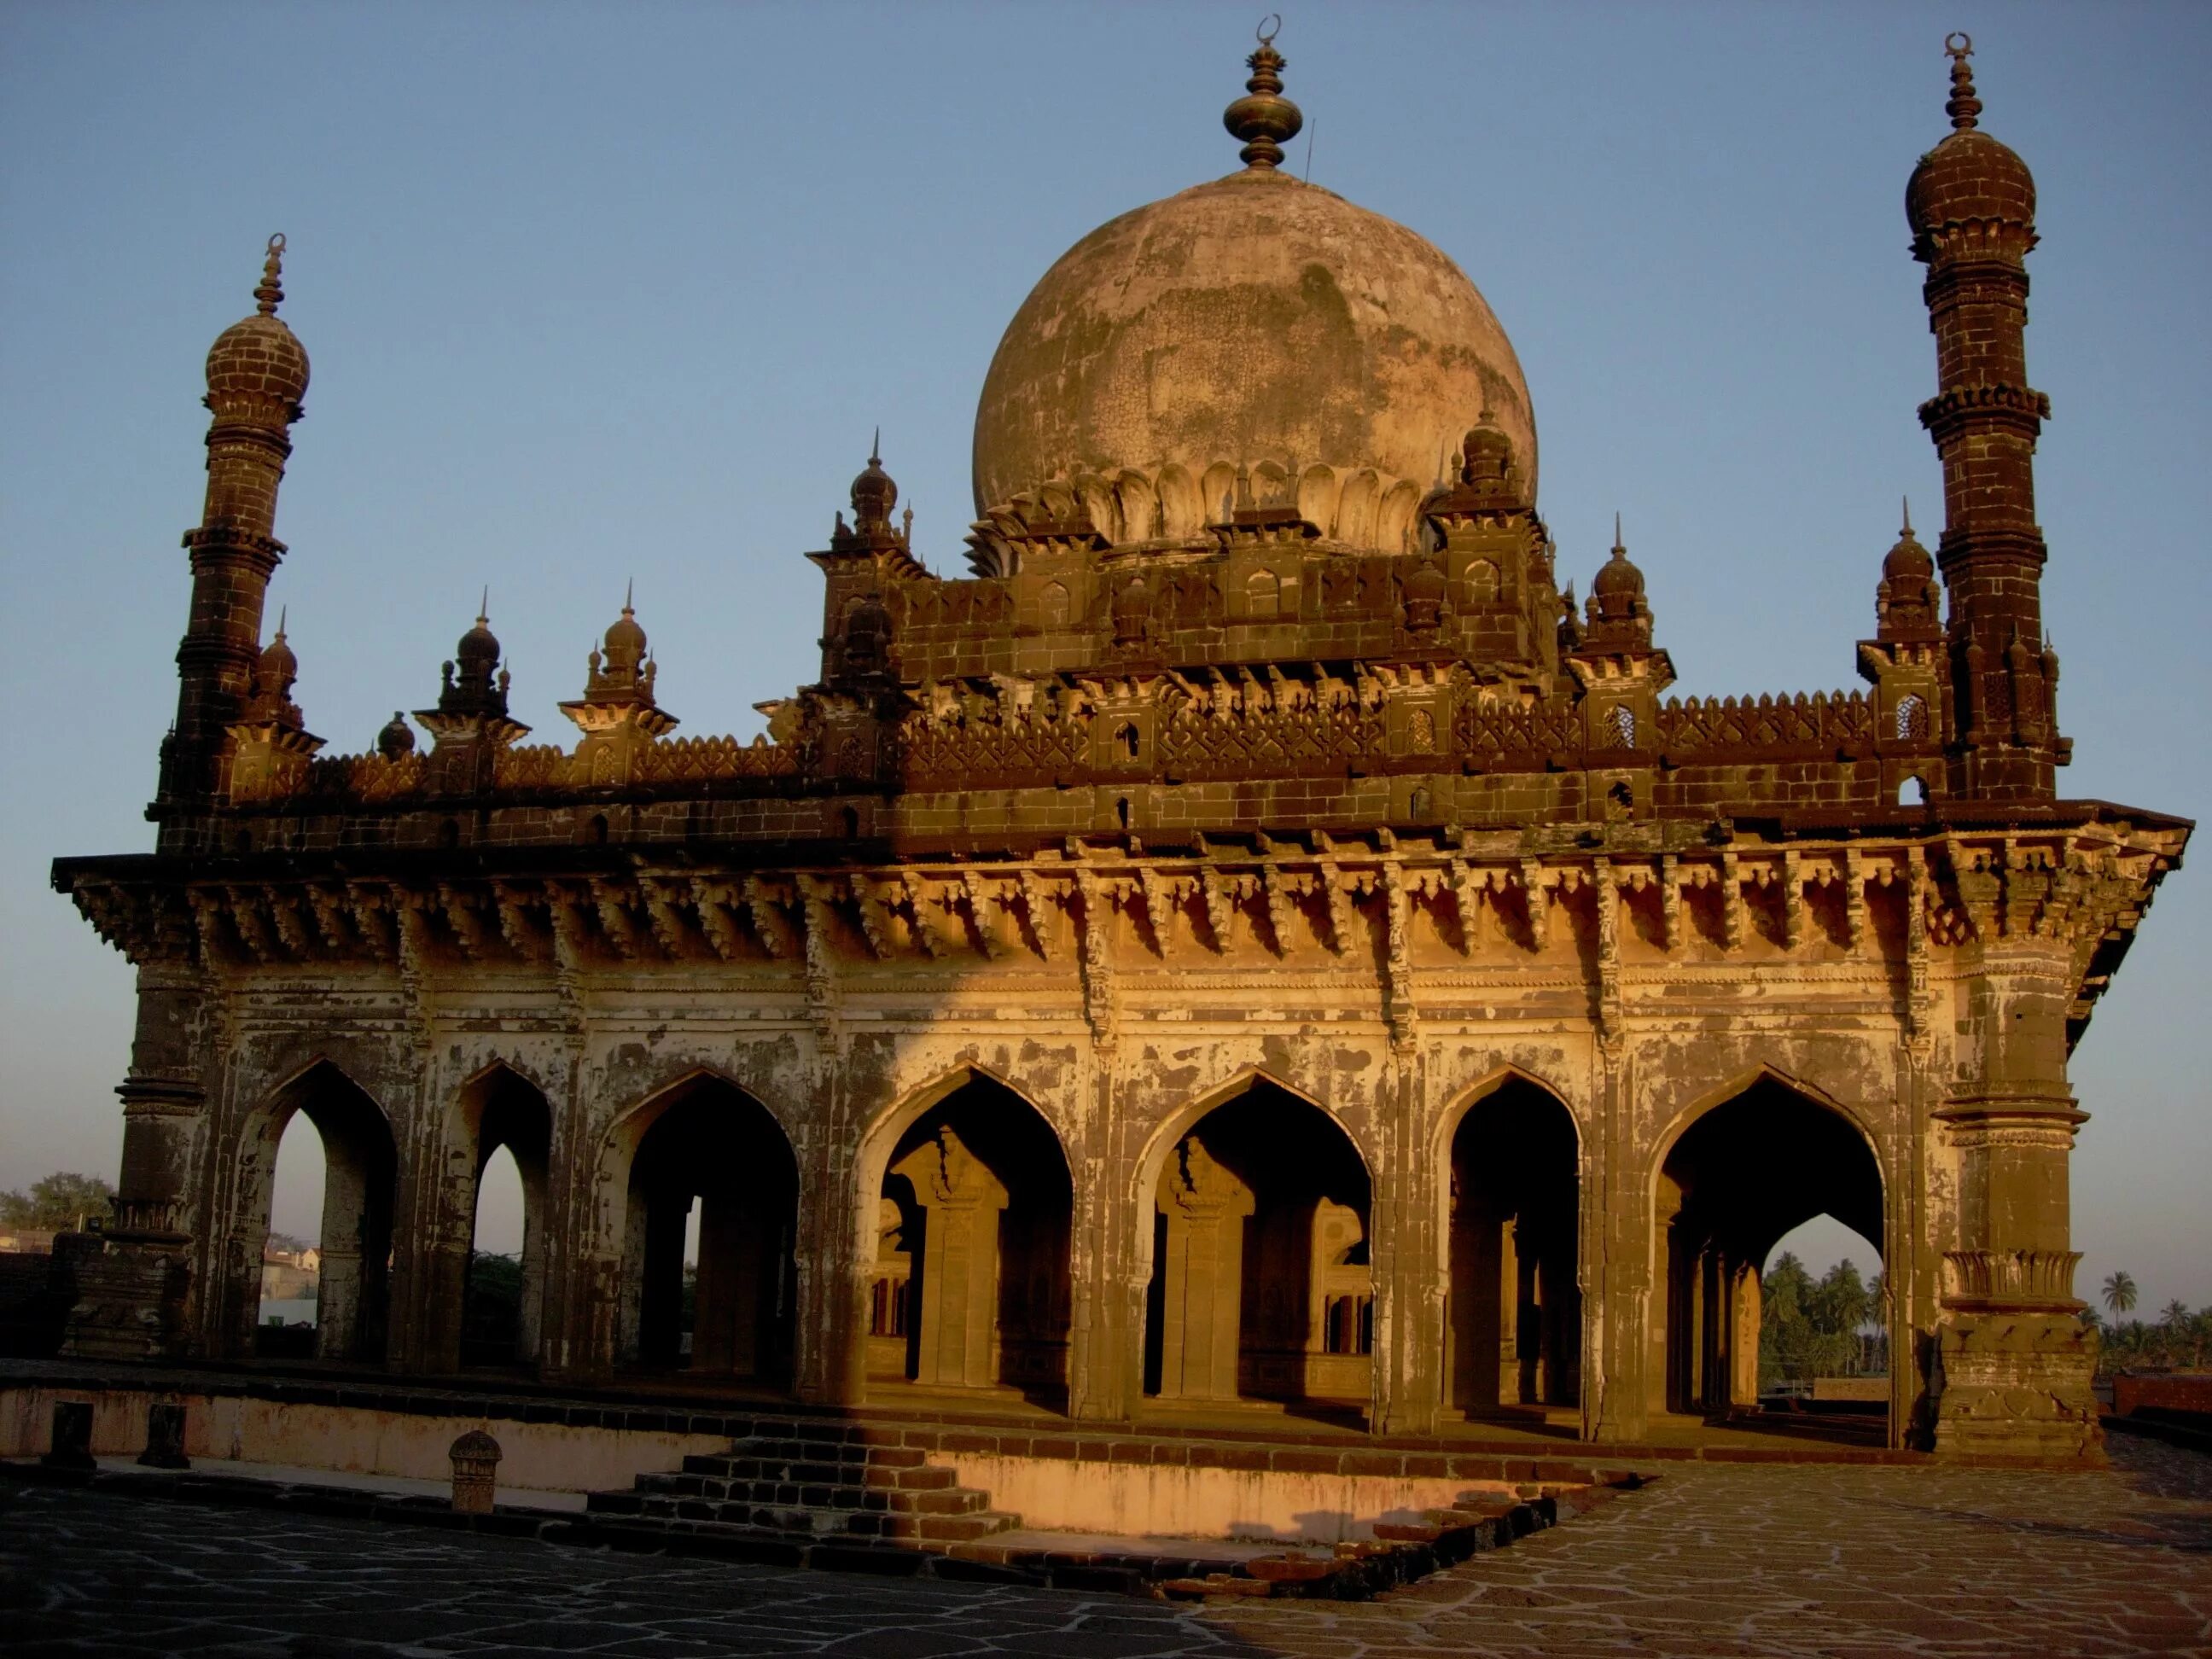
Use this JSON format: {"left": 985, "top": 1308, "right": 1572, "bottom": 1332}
{"left": 1370, "top": 1032, "right": 1440, "bottom": 1435}
{"left": 61, "top": 963, "right": 207, "bottom": 1360}
{"left": 1070, "top": 874, "right": 1138, "bottom": 1422}
{"left": 1932, "top": 938, "right": 2098, "bottom": 1459}
{"left": 1590, "top": 1045, "right": 1645, "bottom": 1442}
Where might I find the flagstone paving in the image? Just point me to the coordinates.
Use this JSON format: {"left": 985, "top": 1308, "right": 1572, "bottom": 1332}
{"left": 1, "top": 1433, "right": 2206, "bottom": 1656}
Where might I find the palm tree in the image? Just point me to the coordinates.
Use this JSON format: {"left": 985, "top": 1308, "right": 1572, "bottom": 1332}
{"left": 2102, "top": 1270, "right": 2139, "bottom": 1330}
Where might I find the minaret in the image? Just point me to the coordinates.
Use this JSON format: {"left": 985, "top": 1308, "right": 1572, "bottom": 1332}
{"left": 1906, "top": 36, "right": 2064, "bottom": 798}
{"left": 155, "top": 236, "right": 312, "bottom": 848}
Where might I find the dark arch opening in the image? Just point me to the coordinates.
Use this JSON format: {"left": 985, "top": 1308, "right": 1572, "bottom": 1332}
{"left": 1656, "top": 1078, "right": 1883, "bottom": 1423}
{"left": 870, "top": 1075, "right": 1073, "bottom": 1407}
{"left": 1448, "top": 1079, "right": 1580, "bottom": 1416}
{"left": 1144, "top": 1081, "right": 1372, "bottom": 1415}
{"left": 253, "top": 1063, "right": 399, "bottom": 1365}
{"left": 620, "top": 1079, "right": 798, "bottom": 1386}
{"left": 455, "top": 1068, "right": 553, "bottom": 1371}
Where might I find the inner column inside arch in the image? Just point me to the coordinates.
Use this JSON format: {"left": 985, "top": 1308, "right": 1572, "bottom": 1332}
{"left": 1447, "top": 1079, "right": 1581, "bottom": 1415}
{"left": 1143, "top": 1082, "right": 1373, "bottom": 1410}
{"left": 869, "top": 1077, "right": 1073, "bottom": 1406}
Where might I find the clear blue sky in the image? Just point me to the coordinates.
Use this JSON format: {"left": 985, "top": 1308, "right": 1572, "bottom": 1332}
{"left": 3, "top": 3, "right": 2204, "bottom": 1307}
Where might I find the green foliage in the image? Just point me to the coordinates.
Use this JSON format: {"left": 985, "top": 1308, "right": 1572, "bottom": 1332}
{"left": 2095, "top": 1301, "right": 2212, "bottom": 1377}
{"left": 466, "top": 1251, "right": 525, "bottom": 1307}
{"left": 2102, "top": 1271, "right": 2139, "bottom": 1322}
{"left": 0, "top": 1171, "right": 115, "bottom": 1231}
{"left": 1760, "top": 1253, "right": 1882, "bottom": 1389}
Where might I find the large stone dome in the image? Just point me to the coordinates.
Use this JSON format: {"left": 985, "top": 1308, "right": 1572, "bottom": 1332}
{"left": 971, "top": 167, "right": 1535, "bottom": 553}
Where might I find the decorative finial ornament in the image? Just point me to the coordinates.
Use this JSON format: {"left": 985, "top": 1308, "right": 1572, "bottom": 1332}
{"left": 254, "top": 234, "right": 287, "bottom": 316}
{"left": 275, "top": 604, "right": 288, "bottom": 640}
{"left": 478, "top": 586, "right": 490, "bottom": 626}
{"left": 871, "top": 426, "right": 882, "bottom": 467}
{"left": 1943, "top": 32, "right": 1980, "bottom": 131}
{"left": 1901, "top": 495, "right": 1912, "bottom": 534}
{"left": 1225, "top": 16, "right": 1303, "bottom": 172}
{"left": 1613, "top": 511, "right": 1625, "bottom": 555}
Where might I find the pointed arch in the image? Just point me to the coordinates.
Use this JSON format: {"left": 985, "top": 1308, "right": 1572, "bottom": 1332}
{"left": 442, "top": 1061, "right": 555, "bottom": 1369}
{"left": 600, "top": 1068, "right": 800, "bottom": 1383}
{"left": 1130, "top": 1065, "right": 1373, "bottom": 1223}
{"left": 1649, "top": 1065, "right": 1888, "bottom": 1421}
{"left": 1439, "top": 1067, "right": 1583, "bottom": 1413}
{"left": 853, "top": 1063, "right": 1074, "bottom": 1404}
{"left": 1648, "top": 1062, "right": 1884, "bottom": 1196}
{"left": 234, "top": 1057, "right": 400, "bottom": 1365}
{"left": 1137, "top": 1068, "right": 1375, "bottom": 1408}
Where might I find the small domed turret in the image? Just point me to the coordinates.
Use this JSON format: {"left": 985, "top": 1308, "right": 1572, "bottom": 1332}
{"left": 602, "top": 586, "right": 647, "bottom": 676}
{"left": 457, "top": 606, "right": 501, "bottom": 672}
{"left": 1875, "top": 499, "right": 1944, "bottom": 641}
{"left": 1591, "top": 516, "right": 1646, "bottom": 620}
{"left": 376, "top": 711, "right": 416, "bottom": 760}
{"left": 1883, "top": 503, "right": 1936, "bottom": 585}
{"left": 205, "top": 236, "right": 311, "bottom": 417}
{"left": 851, "top": 435, "right": 898, "bottom": 529}
{"left": 1906, "top": 37, "right": 2036, "bottom": 258}
{"left": 255, "top": 621, "right": 298, "bottom": 693}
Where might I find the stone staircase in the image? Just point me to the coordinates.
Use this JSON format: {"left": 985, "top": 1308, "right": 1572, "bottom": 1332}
{"left": 581, "top": 1418, "right": 1020, "bottom": 1563}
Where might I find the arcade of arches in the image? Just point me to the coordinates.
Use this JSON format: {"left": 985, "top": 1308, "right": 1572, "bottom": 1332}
{"left": 209, "top": 1056, "right": 1918, "bottom": 1453}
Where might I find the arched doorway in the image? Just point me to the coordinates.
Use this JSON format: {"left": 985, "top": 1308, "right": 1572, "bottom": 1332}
{"left": 870, "top": 1075, "right": 1072, "bottom": 1404}
{"left": 1654, "top": 1077, "right": 1883, "bottom": 1419}
{"left": 1447, "top": 1078, "right": 1580, "bottom": 1414}
{"left": 616, "top": 1077, "right": 797, "bottom": 1384}
{"left": 250, "top": 1062, "right": 399, "bottom": 1365}
{"left": 457, "top": 1067, "right": 552, "bottom": 1369}
{"left": 1143, "top": 1080, "right": 1372, "bottom": 1407}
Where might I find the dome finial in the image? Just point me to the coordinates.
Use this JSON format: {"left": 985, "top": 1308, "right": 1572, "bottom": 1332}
{"left": 254, "top": 233, "right": 287, "bottom": 317}
{"left": 1225, "top": 16, "right": 1303, "bottom": 173}
{"left": 1901, "top": 495, "right": 1912, "bottom": 535}
{"left": 1612, "top": 511, "right": 1625, "bottom": 556}
{"left": 1943, "top": 32, "right": 1980, "bottom": 131}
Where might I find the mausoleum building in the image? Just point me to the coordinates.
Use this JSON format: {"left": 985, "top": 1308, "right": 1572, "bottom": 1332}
{"left": 52, "top": 35, "right": 2187, "bottom": 1462}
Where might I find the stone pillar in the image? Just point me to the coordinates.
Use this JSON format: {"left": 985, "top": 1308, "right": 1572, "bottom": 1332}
{"left": 1592, "top": 1055, "right": 1647, "bottom": 1442}
{"left": 1069, "top": 1051, "right": 1138, "bottom": 1423}
{"left": 1932, "top": 947, "right": 2099, "bottom": 1459}
{"left": 1370, "top": 1049, "right": 1441, "bottom": 1436}
{"left": 1730, "top": 1260, "right": 1763, "bottom": 1406}
{"left": 1155, "top": 1138, "right": 1254, "bottom": 1401}
{"left": 62, "top": 967, "right": 206, "bottom": 1362}
{"left": 533, "top": 1049, "right": 597, "bottom": 1382}
{"left": 1498, "top": 1220, "right": 1522, "bottom": 1404}
{"left": 637, "top": 1190, "right": 688, "bottom": 1369}
{"left": 893, "top": 1129, "right": 1009, "bottom": 1390}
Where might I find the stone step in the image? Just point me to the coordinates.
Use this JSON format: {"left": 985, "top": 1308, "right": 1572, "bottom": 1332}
{"left": 632, "top": 1473, "right": 989, "bottom": 1516}
{"left": 682, "top": 1452, "right": 953, "bottom": 1490}
{"left": 585, "top": 1489, "right": 1018, "bottom": 1547}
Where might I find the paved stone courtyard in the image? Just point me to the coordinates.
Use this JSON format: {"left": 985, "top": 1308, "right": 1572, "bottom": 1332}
{"left": 3, "top": 1434, "right": 2207, "bottom": 1657}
